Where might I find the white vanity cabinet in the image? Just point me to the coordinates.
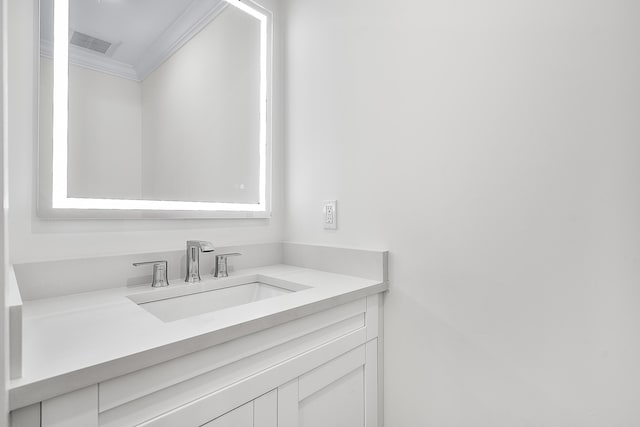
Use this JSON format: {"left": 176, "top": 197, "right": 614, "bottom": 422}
{"left": 203, "top": 401, "right": 256, "bottom": 427}
{"left": 277, "top": 342, "right": 376, "bottom": 427}
{"left": 202, "top": 394, "right": 276, "bottom": 427}
{"left": 10, "top": 294, "right": 384, "bottom": 427}
{"left": 148, "top": 389, "right": 278, "bottom": 427}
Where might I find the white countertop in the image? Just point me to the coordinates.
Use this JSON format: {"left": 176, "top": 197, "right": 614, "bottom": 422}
{"left": 9, "top": 264, "right": 387, "bottom": 409}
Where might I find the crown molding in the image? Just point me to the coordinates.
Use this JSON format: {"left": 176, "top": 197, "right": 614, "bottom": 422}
{"left": 40, "top": 0, "right": 228, "bottom": 82}
{"left": 40, "top": 38, "right": 139, "bottom": 81}
{"left": 135, "top": 0, "right": 228, "bottom": 81}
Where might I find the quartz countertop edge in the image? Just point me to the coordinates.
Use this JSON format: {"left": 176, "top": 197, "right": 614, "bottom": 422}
{"left": 9, "top": 264, "right": 388, "bottom": 410}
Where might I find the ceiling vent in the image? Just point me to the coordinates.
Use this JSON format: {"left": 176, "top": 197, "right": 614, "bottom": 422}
{"left": 70, "top": 31, "right": 112, "bottom": 54}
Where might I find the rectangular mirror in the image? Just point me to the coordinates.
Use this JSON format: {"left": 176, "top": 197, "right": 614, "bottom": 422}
{"left": 38, "top": 0, "right": 272, "bottom": 218}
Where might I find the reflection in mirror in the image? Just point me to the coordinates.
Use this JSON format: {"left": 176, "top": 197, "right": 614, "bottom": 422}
{"left": 39, "top": 0, "right": 270, "bottom": 216}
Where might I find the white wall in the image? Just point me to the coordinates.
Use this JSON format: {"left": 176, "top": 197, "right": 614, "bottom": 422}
{"left": 7, "top": 0, "right": 283, "bottom": 264}
{"left": 67, "top": 62, "right": 143, "bottom": 200}
{"left": 142, "top": 5, "right": 260, "bottom": 204}
{"left": 1, "top": 0, "right": 8, "bottom": 423}
{"left": 283, "top": 0, "right": 640, "bottom": 425}
{"left": 40, "top": 58, "right": 144, "bottom": 200}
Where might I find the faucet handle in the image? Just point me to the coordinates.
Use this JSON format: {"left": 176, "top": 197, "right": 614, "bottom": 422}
{"left": 214, "top": 253, "right": 242, "bottom": 278}
{"left": 133, "top": 260, "right": 170, "bottom": 288}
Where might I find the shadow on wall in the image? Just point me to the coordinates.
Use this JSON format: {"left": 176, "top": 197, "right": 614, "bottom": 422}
{"left": 383, "top": 289, "right": 586, "bottom": 426}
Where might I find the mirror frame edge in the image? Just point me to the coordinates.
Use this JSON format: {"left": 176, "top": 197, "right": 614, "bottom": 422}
{"left": 36, "top": 0, "right": 274, "bottom": 220}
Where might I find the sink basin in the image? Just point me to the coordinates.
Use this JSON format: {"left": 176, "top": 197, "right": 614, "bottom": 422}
{"left": 129, "top": 279, "right": 299, "bottom": 322}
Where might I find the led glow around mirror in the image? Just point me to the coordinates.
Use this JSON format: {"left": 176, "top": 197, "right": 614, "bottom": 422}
{"left": 51, "top": 0, "right": 269, "bottom": 212}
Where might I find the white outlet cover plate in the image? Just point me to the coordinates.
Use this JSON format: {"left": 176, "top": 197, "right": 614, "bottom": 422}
{"left": 323, "top": 200, "right": 337, "bottom": 229}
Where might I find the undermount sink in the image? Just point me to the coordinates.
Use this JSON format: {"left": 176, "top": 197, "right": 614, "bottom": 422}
{"left": 128, "top": 277, "right": 305, "bottom": 322}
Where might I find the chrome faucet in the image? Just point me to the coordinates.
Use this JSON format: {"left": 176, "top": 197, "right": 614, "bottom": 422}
{"left": 185, "top": 240, "right": 215, "bottom": 283}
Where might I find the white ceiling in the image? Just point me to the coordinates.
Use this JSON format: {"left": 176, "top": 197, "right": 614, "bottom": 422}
{"left": 41, "top": 0, "right": 230, "bottom": 81}
{"left": 71, "top": 0, "right": 198, "bottom": 65}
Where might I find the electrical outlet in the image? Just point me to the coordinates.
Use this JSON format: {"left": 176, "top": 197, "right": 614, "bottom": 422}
{"left": 323, "top": 200, "right": 337, "bottom": 229}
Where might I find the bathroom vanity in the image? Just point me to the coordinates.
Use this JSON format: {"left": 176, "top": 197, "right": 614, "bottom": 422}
{"left": 12, "top": 0, "right": 388, "bottom": 423}
{"left": 9, "top": 244, "right": 388, "bottom": 427}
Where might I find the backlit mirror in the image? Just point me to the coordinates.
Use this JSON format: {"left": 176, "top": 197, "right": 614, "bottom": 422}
{"left": 38, "top": 0, "right": 272, "bottom": 218}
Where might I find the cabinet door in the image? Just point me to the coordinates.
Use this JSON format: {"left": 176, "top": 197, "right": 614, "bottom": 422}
{"left": 201, "top": 390, "right": 277, "bottom": 427}
{"left": 140, "top": 389, "right": 277, "bottom": 427}
{"left": 278, "top": 344, "right": 373, "bottom": 427}
{"left": 10, "top": 404, "right": 41, "bottom": 427}
{"left": 254, "top": 389, "right": 278, "bottom": 427}
{"left": 201, "top": 402, "right": 253, "bottom": 427}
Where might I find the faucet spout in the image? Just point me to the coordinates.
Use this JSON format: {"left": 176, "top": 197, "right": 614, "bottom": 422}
{"left": 185, "top": 240, "right": 215, "bottom": 283}
{"left": 187, "top": 240, "right": 215, "bottom": 252}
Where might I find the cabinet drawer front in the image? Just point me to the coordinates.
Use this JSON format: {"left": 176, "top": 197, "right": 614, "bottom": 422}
{"left": 133, "top": 330, "right": 366, "bottom": 427}
{"left": 42, "top": 386, "right": 98, "bottom": 427}
{"left": 200, "top": 402, "right": 253, "bottom": 427}
{"left": 99, "top": 298, "right": 366, "bottom": 413}
{"left": 10, "top": 404, "right": 40, "bottom": 427}
{"left": 100, "top": 302, "right": 370, "bottom": 427}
